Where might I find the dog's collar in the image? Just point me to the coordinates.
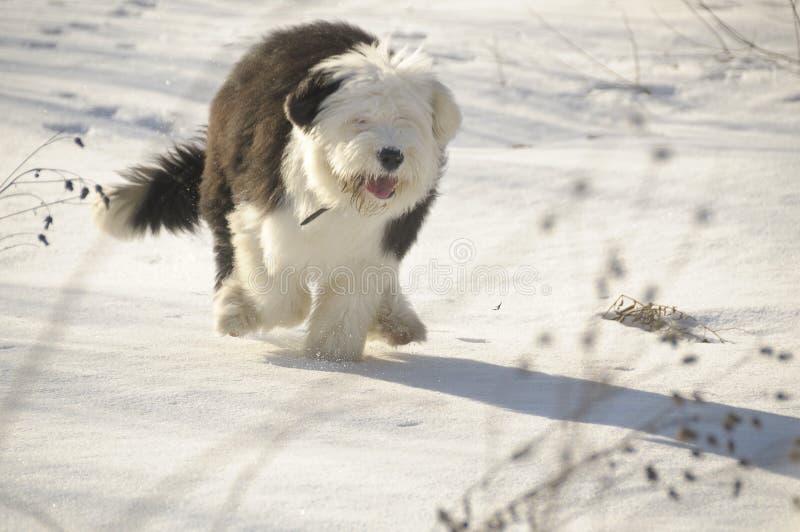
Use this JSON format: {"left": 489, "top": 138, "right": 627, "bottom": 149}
{"left": 300, "top": 207, "right": 330, "bottom": 226}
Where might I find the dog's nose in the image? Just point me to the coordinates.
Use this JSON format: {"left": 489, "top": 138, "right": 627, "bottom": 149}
{"left": 378, "top": 147, "right": 404, "bottom": 171}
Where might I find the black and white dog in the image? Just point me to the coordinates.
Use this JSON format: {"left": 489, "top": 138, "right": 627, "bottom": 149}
{"left": 94, "top": 22, "right": 461, "bottom": 360}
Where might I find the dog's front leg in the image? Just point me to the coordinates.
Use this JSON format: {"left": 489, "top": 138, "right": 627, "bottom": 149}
{"left": 372, "top": 291, "right": 427, "bottom": 346}
{"left": 305, "top": 284, "right": 381, "bottom": 361}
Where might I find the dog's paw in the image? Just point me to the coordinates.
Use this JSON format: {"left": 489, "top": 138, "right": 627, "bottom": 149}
{"left": 216, "top": 308, "right": 260, "bottom": 337}
{"left": 214, "top": 283, "right": 260, "bottom": 337}
{"left": 305, "top": 329, "right": 365, "bottom": 362}
{"left": 374, "top": 309, "right": 427, "bottom": 346}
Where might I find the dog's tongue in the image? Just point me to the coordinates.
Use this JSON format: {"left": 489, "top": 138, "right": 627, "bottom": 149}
{"left": 366, "top": 176, "right": 398, "bottom": 200}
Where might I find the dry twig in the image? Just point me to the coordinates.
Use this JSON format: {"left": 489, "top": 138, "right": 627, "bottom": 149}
{"left": 603, "top": 294, "right": 727, "bottom": 344}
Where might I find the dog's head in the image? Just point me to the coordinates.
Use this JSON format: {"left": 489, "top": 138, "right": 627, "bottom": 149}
{"left": 284, "top": 42, "right": 461, "bottom": 217}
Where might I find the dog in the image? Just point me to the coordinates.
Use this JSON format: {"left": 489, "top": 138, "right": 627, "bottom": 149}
{"left": 94, "top": 21, "right": 461, "bottom": 361}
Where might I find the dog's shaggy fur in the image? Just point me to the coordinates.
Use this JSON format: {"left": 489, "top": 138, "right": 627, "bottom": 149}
{"left": 94, "top": 21, "right": 461, "bottom": 360}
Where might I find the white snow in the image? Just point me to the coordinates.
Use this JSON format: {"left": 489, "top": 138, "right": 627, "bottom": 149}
{"left": 1, "top": 1, "right": 799, "bottom": 530}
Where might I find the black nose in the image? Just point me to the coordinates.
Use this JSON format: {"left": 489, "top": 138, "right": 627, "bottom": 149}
{"left": 378, "top": 147, "right": 404, "bottom": 171}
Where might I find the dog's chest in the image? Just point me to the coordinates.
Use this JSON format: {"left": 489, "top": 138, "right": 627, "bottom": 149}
{"left": 261, "top": 205, "right": 389, "bottom": 271}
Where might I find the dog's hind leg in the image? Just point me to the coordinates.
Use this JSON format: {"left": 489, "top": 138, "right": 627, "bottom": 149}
{"left": 208, "top": 204, "right": 261, "bottom": 337}
{"left": 211, "top": 222, "right": 262, "bottom": 337}
{"left": 199, "top": 172, "right": 260, "bottom": 337}
{"left": 214, "top": 277, "right": 261, "bottom": 337}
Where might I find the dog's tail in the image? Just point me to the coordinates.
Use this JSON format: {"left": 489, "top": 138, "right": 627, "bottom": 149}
{"left": 93, "top": 141, "right": 205, "bottom": 239}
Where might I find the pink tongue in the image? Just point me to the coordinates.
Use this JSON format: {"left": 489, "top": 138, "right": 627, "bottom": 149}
{"left": 366, "top": 176, "right": 397, "bottom": 199}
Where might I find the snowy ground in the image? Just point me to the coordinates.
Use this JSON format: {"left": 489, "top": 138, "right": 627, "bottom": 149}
{"left": 1, "top": 0, "right": 800, "bottom": 530}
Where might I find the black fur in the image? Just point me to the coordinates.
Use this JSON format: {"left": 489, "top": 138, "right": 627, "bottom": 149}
{"left": 200, "top": 22, "right": 377, "bottom": 289}
{"left": 285, "top": 76, "right": 343, "bottom": 130}
{"left": 118, "top": 141, "right": 204, "bottom": 236}
{"left": 382, "top": 191, "right": 438, "bottom": 259}
{"left": 116, "top": 22, "right": 440, "bottom": 288}
{"left": 207, "top": 181, "right": 236, "bottom": 290}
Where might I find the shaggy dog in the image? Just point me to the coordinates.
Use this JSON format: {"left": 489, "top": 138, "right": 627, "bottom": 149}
{"left": 94, "top": 21, "right": 461, "bottom": 361}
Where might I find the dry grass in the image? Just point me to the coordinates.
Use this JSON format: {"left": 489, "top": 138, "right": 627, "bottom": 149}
{"left": 0, "top": 132, "right": 105, "bottom": 252}
{"left": 603, "top": 294, "right": 727, "bottom": 344}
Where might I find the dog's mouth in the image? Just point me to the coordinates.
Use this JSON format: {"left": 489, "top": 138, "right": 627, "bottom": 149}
{"left": 365, "top": 175, "right": 398, "bottom": 200}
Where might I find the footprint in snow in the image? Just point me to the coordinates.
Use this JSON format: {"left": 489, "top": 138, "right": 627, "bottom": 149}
{"left": 135, "top": 114, "right": 173, "bottom": 134}
{"left": 40, "top": 26, "right": 64, "bottom": 36}
{"left": 430, "top": 51, "right": 475, "bottom": 63}
{"left": 109, "top": 7, "right": 134, "bottom": 17}
{"left": 21, "top": 40, "right": 57, "bottom": 50}
{"left": 457, "top": 337, "right": 488, "bottom": 344}
{"left": 127, "top": 0, "right": 157, "bottom": 8}
{"left": 43, "top": 122, "right": 89, "bottom": 134}
{"left": 87, "top": 105, "right": 119, "bottom": 119}
{"left": 389, "top": 30, "right": 427, "bottom": 41}
{"left": 68, "top": 22, "right": 100, "bottom": 32}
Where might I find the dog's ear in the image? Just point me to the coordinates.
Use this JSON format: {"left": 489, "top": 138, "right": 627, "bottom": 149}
{"left": 284, "top": 72, "right": 342, "bottom": 130}
{"left": 431, "top": 81, "right": 462, "bottom": 146}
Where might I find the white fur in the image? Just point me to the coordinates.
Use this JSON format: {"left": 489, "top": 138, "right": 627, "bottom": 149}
{"left": 302, "top": 42, "right": 461, "bottom": 218}
{"left": 214, "top": 43, "right": 459, "bottom": 360}
{"left": 91, "top": 185, "right": 146, "bottom": 240}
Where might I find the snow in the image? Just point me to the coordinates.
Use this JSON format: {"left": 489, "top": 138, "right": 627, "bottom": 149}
{"left": 1, "top": 0, "right": 799, "bottom": 530}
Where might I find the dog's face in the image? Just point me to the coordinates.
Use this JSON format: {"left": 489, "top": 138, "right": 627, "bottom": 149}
{"left": 285, "top": 44, "right": 461, "bottom": 217}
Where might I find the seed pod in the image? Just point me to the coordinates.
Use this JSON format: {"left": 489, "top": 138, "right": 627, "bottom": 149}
{"left": 677, "top": 428, "right": 698, "bottom": 442}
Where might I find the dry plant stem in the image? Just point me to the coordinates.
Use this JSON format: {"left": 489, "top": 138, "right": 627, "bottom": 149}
{"left": 791, "top": 0, "right": 800, "bottom": 63}
{"left": 680, "top": 0, "right": 732, "bottom": 57}
{"left": 0, "top": 132, "right": 67, "bottom": 194}
{"left": 622, "top": 13, "right": 640, "bottom": 86}
{"left": 0, "top": 243, "right": 40, "bottom": 253}
{"left": 488, "top": 34, "right": 507, "bottom": 87}
{"left": 454, "top": 406, "right": 687, "bottom": 531}
{"left": 548, "top": 469, "right": 643, "bottom": 531}
{"left": 525, "top": 6, "right": 645, "bottom": 91}
{"left": 699, "top": 1, "right": 800, "bottom": 66}
{"left": 0, "top": 191, "right": 51, "bottom": 207}
{"left": 651, "top": 7, "right": 720, "bottom": 49}
{"left": 0, "top": 195, "right": 81, "bottom": 222}
{"left": 0, "top": 232, "right": 41, "bottom": 243}
{"left": 8, "top": 167, "right": 99, "bottom": 190}
{"left": 604, "top": 294, "right": 727, "bottom": 343}
{"left": 444, "top": 349, "right": 746, "bottom": 531}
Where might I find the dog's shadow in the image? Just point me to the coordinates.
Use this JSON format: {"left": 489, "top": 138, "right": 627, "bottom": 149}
{"left": 262, "top": 346, "right": 800, "bottom": 479}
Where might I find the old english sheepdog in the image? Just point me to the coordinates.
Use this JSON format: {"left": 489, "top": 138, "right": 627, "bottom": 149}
{"left": 94, "top": 21, "right": 462, "bottom": 361}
